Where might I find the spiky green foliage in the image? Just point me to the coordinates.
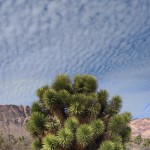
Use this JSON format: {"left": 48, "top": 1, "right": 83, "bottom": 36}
{"left": 110, "top": 134, "right": 123, "bottom": 150}
{"left": 42, "top": 89, "right": 57, "bottom": 110}
{"left": 69, "top": 93, "right": 101, "bottom": 122}
{"left": 32, "top": 139, "right": 42, "bottom": 150}
{"left": 26, "top": 112, "right": 47, "bottom": 137}
{"left": 90, "top": 119, "right": 104, "bottom": 137}
{"left": 98, "top": 90, "right": 108, "bottom": 114}
{"left": 122, "top": 112, "right": 132, "bottom": 123}
{"left": 106, "top": 95, "right": 122, "bottom": 116}
{"left": 27, "top": 74, "right": 132, "bottom": 150}
{"left": 114, "top": 142, "right": 123, "bottom": 150}
{"left": 64, "top": 117, "right": 79, "bottom": 132}
{"left": 52, "top": 74, "right": 73, "bottom": 93}
{"left": 69, "top": 94, "right": 87, "bottom": 116}
{"left": 57, "top": 128, "right": 74, "bottom": 149}
{"left": 108, "top": 113, "right": 130, "bottom": 132}
{"left": 45, "top": 117, "right": 60, "bottom": 134}
{"left": 42, "top": 134, "right": 58, "bottom": 150}
{"left": 111, "top": 134, "right": 122, "bottom": 143}
{"left": 76, "top": 124, "right": 93, "bottom": 148}
{"left": 73, "top": 74, "right": 97, "bottom": 93}
{"left": 99, "top": 141, "right": 115, "bottom": 150}
{"left": 57, "top": 90, "right": 70, "bottom": 106}
{"left": 36, "top": 85, "right": 49, "bottom": 101}
{"left": 31, "top": 101, "right": 43, "bottom": 113}
{"left": 108, "top": 112, "right": 132, "bottom": 143}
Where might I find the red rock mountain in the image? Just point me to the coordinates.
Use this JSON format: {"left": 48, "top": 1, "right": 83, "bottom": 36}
{"left": 0, "top": 105, "right": 30, "bottom": 122}
{"left": 129, "top": 118, "right": 150, "bottom": 139}
{"left": 0, "top": 105, "right": 31, "bottom": 139}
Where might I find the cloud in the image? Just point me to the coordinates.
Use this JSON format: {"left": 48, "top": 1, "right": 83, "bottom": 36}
{"left": 0, "top": 78, "right": 49, "bottom": 105}
{"left": 0, "top": 0, "right": 150, "bottom": 117}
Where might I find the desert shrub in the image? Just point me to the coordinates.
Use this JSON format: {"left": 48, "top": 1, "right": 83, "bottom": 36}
{"left": 0, "top": 132, "right": 4, "bottom": 147}
{"left": 7, "top": 134, "right": 18, "bottom": 144}
{"left": 18, "top": 136, "right": 25, "bottom": 143}
{"left": 143, "top": 138, "right": 150, "bottom": 149}
{"left": 134, "top": 134, "right": 142, "bottom": 145}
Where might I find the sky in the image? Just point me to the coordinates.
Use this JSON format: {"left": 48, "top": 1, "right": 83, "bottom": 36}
{"left": 0, "top": 0, "right": 150, "bottom": 118}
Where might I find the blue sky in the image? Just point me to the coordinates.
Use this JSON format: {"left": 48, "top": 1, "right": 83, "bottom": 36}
{"left": 0, "top": 0, "right": 150, "bottom": 118}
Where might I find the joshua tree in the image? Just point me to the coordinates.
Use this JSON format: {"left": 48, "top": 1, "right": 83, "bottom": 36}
{"left": 26, "top": 74, "right": 132, "bottom": 150}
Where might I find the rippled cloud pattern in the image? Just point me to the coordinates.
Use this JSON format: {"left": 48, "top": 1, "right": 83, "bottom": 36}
{"left": 0, "top": 0, "right": 150, "bottom": 118}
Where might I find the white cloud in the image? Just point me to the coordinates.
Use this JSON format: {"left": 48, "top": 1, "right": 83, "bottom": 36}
{"left": 0, "top": 0, "right": 150, "bottom": 117}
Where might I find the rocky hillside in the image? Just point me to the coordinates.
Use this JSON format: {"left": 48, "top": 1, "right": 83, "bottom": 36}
{"left": 129, "top": 118, "right": 150, "bottom": 139}
{"left": 0, "top": 105, "right": 30, "bottom": 122}
{"left": 0, "top": 105, "right": 31, "bottom": 139}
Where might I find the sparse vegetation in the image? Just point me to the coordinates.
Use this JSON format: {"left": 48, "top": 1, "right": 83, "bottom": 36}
{"left": 134, "top": 134, "right": 142, "bottom": 145}
{"left": 143, "top": 138, "right": 150, "bottom": 149}
{"left": 0, "top": 132, "right": 4, "bottom": 147}
{"left": 18, "top": 136, "right": 25, "bottom": 143}
{"left": 125, "top": 135, "right": 150, "bottom": 150}
{"left": 0, "top": 133, "right": 31, "bottom": 150}
{"left": 8, "top": 134, "right": 17, "bottom": 144}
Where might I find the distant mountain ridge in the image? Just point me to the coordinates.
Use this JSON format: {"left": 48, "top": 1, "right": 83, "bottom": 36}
{"left": 129, "top": 118, "right": 150, "bottom": 139}
{"left": 0, "top": 105, "right": 31, "bottom": 140}
{"left": 0, "top": 105, "right": 30, "bottom": 125}
{"left": 0, "top": 105, "right": 150, "bottom": 139}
